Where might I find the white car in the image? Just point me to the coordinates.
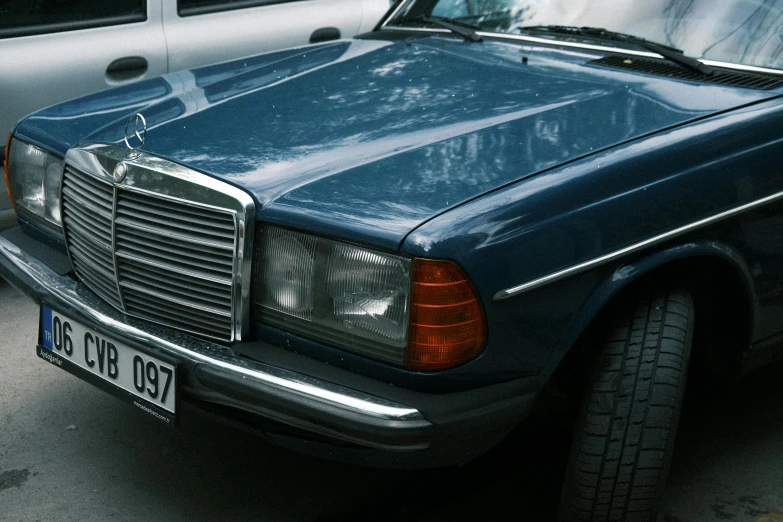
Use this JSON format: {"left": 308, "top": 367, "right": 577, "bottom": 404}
{"left": 0, "top": 0, "right": 391, "bottom": 226}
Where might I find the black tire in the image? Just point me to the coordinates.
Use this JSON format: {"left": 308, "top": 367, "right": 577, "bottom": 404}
{"left": 559, "top": 285, "right": 694, "bottom": 522}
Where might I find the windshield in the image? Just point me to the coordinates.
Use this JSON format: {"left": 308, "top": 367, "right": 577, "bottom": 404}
{"left": 387, "top": 0, "right": 783, "bottom": 70}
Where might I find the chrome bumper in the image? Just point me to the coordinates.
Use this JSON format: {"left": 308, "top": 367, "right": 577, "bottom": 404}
{"left": 0, "top": 234, "right": 429, "bottom": 445}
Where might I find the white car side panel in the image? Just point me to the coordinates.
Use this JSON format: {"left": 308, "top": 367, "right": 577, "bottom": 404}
{"left": 360, "top": 0, "right": 393, "bottom": 33}
{"left": 2, "top": 1, "right": 167, "bottom": 136}
{"left": 162, "top": 0, "right": 376, "bottom": 72}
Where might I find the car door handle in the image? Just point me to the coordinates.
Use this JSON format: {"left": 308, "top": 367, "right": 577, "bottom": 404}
{"left": 106, "top": 56, "right": 148, "bottom": 81}
{"left": 310, "top": 27, "right": 341, "bottom": 44}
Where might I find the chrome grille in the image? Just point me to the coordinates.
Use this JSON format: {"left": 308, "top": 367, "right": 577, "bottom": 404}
{"left": 61, "top": 165, "right": 122, "bottom": 309}
{"left": 115, "top": 191, "right": 236, "bottom": 339}
{"left": 61, "top": 145, "right": 254, "bottom": 343}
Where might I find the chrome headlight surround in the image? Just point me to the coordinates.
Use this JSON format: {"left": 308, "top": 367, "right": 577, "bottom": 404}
{"left": 5, "top": 136, "right": 64, "bottom": 235}
{"left": 253, "top": 226, "right": 412, "bottom": 365}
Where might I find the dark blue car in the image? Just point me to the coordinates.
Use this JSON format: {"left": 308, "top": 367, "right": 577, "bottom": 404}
{"left": 3, "top": 1, "right": 783, "bottom": 520}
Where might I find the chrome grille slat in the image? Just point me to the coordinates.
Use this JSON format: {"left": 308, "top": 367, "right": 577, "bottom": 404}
{"left": 123, "top": 300, "right": 232, "bottom": 339}
{"left": 72, "top": 269, "right": 118, "bottom": 302}
{"left": 121, "top": 190, "right": 236, "bottom": 225}
{"left": 120, "top": 281, "right": 232, "bottom": 317}
{"left": 113, "top": 218, "right": 234, "bottom": 250}
{"left": 115, "top": 242, "right": 234, "bottom": 274}
{"left": 119, "top": 259, "right": 233, "bottom": 294}
{"left": 61, "top": 185, "right": 113, "bottom": 215}
{"left": 70, "top": 253, "right": 116, "bottom": 288}
{"left": 64, "top": 223, "right": 112, "bottom": 254}
{"left": 68, "top": 241, "right": 115, "bottom": 276}
{"left": 63, "top": 210, "right": 112, "bottom": 244}
{"left": 66, "top": 235, "right": 113, "bottom": 263}
{"left": 63, "top": 170, "right": 114, "bottom": 205}
{"left": 119, "top": 270, "right": 232, "bottom": 307}
{"left": 124, "top": 292, "right": 233, "bottom": 329}
{"left": 71, "top": 261, "right": 115, "bottom": 292}
{"left": 72, "top": 264, "right": 122, "bottom": 306}
{"left": 118, "top": 198, "right": 235, "bottom": 232}
{"left": 116, "top": 205, "right": 235, "bottom": 241}
{"left": 61, "top": 149, "right": 248, "bottom": 343}
{"left": 68, "top": 251, "right": 121, "bottom": 304}
{"left": 117, "top": 252, "right": 231, "bottom": 286}
{"left": 115, "top": 231, "right": 234, "bottom": 268}
{"left": 63, "top": 201, "right": 112, "bottom": 232}
{"left": 115, "top": 250, "right": 233, "bottom": 283}
{"left": 115, "top": 225, "right": 234, "bottom": 256}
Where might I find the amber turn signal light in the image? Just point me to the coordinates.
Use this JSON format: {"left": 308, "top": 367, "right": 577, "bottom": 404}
{"left": 407, "top": 258, "right": 486, "bottom": 371}
{"left": 4, "top": 134, "right": 16, "bottom": 214}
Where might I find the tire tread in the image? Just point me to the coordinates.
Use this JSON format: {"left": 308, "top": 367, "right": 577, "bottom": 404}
{"left": 559, "top": 286, "right": 694, "bottom": 522}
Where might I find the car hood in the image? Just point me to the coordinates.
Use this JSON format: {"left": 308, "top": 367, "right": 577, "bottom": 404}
{"left": 15, "top": 37, "right": 774, "bottom": 250}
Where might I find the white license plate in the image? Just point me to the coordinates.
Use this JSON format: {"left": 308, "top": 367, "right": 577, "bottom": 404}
{"left": 38, "top": 305, "right": 177, "bottom": 424}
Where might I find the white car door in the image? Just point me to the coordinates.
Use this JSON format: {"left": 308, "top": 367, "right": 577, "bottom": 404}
{"left": 0, "top": 0, "right": 168, "bottom": 226}
{"left": 162, "top": 0, "right": 391, "bottom": 73}
{"left": 0, "top": 0, "right": 168, "bottom": 137}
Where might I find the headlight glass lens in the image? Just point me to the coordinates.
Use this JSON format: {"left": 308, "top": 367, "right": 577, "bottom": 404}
{"left": 254, "top": 227, "right": 411, "bottom": 365}
{"left": 326, "top": 242, "right": 411, "bottom": 344}
{"left": 263, "top": 227, "right": 317, "bottom": 319}
{"left": 7, "top": 138, "right": 64, "bottom": 229}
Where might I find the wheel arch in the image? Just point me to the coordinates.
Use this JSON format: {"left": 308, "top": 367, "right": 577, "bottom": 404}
{"left": 548, "top": 240, "right": 756, "bottom": 394}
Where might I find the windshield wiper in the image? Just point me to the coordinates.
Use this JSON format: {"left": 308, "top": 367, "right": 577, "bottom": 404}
{"left": 518, "top": 25, "right": 713, "bottom": 76}
{"left": 392, "top": 15, "right": 482, "bottom": 42}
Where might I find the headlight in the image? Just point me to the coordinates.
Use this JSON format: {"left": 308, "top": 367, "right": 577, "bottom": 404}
{"left": 253, "top": 226, "right": 486, "bottom": 371}
{"left": 5, "top": 136, "right": 64, "bottom": 232}
{"left": 255, "top": 226, "right": 412, "bottom": 364}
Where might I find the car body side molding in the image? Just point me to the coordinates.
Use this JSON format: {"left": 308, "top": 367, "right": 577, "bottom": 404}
{"left": 493, "top": 189, "right": 783, "bottom": 300}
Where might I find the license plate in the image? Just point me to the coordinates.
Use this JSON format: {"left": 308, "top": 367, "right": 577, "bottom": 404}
{"left": 37, "top": 305, "right": 177, "bottom": 425}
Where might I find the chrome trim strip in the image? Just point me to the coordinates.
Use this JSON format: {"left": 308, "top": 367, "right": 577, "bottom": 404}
{"left": 494, "top": 190, "right": 783, "bottom": 300}
{"left": 384, "top": 26, "right": 661, "bottom": 58}
{"left": 0, "top": 234, "right": 424, "bottom": 422}
{"left": 700, "top": 59, "right": 783, "bottom": 77}
{"left": 382, "top": 0, "right": 407, "bottom": 25}
{"left": 381, "top": 23, "right": 783, "bottom": 76}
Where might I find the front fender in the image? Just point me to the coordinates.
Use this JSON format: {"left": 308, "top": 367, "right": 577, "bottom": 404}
{"left": 544, "top": 239, "right": 756, "bottom": 383}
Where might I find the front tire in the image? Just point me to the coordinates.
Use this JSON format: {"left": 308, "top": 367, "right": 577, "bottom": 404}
{"left": 559, "top": 286, "right": 694, "bottom": 522}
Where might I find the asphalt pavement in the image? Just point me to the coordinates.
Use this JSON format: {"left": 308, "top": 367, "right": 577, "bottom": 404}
{"left": 1, "top": 278, "right": 782, "bottom": 522}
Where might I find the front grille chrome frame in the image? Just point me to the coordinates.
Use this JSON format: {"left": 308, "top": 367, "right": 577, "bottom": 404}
{"left": 62, "top": 144, "right": 255, "bottom": 343}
